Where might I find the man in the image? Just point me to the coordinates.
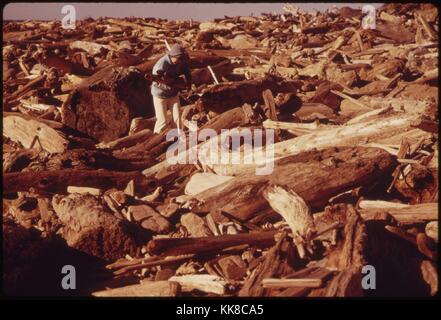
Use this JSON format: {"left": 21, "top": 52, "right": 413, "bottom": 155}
{"left": 151, "top": 44, "right": 192, "bottom": 134}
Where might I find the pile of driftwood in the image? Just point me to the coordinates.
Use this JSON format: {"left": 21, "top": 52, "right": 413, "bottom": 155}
{"left": 3, "top": 3, "right": 438, "bottom": 297}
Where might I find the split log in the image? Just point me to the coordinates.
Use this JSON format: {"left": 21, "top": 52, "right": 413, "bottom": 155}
{"left": 192, "top": 147, "right": 396, "bottom": 221}
{"left": 4, "top": 169, "right": 147, "bottom": 194}
{"left": 3, "top": 116, "right": 68, "bottom": 153}
{"left": 147, "top": 230, "right": 277, "bottom": 256}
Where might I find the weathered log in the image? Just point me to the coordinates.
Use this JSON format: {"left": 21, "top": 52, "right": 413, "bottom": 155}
{"left": 192, "top": 147, "right": 397, "bottom": 221}
{"left": 4, "top": 169, "right": 147, "bottom": 194}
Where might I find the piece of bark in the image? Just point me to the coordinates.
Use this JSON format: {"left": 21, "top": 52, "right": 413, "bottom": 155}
{"left": 4, "top": 116, "right": 68, "bottom": 153}
{"left": 217, "top": 255, "right": 247, "bottom": 281}
{"left": 127, "top": 205, "right": 171, "bottom": 234}
{"left": 4, "top": 169, "right": 146, "bottom": 194}
{"left": 262, "top": 89, "right": 277, "bottom": 121}
{"left": 92, "top": 281, "right": 180, "bottom": 297}
{"left": 52, "top": 193, "right": 137, "bottom": 261}
{"left": 147, "top": 230, "right": 277, "bottom": 256}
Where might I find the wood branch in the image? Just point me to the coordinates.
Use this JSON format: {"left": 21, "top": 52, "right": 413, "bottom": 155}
{"left": 96, "top": 128, "right": 153, "bottom": 150}
{"left": 146, "top": 230, "right": 277, "bottom": 256}
{"left": 262, "top": 185, "right": 314, "bottom": 238}
{"left": 4, "top": 169, "right": 146, "bottom": 194}
{"left": 3, "top": 116, "right": 68, "bottom": 153}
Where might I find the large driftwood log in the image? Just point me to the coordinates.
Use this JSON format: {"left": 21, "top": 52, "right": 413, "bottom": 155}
{"left": 4, "top": 169, "right": 148, "bottom": 194}
{"left": 191, "top": 147, "right": 397, "bottom": 221}
{"left": 210, "top": 112, "right": 415, "bottom": 175}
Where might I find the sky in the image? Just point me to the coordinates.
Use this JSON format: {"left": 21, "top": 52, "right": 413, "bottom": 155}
{"left": 3, "top": 2, "right": 383, "bottom": 21}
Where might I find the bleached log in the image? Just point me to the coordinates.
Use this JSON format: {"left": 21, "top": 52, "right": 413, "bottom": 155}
{"left": 168, "top": 274, "right": 227, "bottom": 295}
{"left": 3, "top": 116, "right": 68, "bottom": 153}
{"left": 67, "top": 186, "right": 102, "bottom": 196}
{"left": 185, "top": 173, "right": 234, "bottom": 196}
